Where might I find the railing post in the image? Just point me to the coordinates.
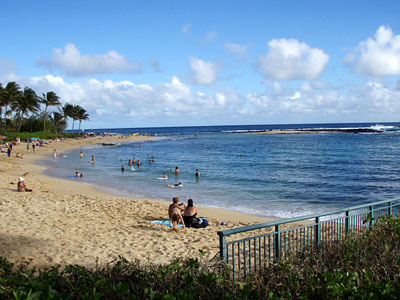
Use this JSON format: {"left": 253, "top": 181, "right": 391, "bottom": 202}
{"left": 314, "top": 217, "right": 321, "bottom": 246}
{"left": 218, "top": 232, "right": 226, "bottom": 261}
{"left": 388, "top": 201, "right": 393, "bottom": 216}
{"left": 274, "top": 225, "right": 281, "bottom": 261}
{"left": 369, "top": 206, "right": 374, "bottom": 229}
{"left": 345, "top": 211, "right": 349, "bottom": 235}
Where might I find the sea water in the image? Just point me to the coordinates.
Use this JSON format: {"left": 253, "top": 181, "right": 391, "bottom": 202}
{"left": 39, "top": 123, "right": 400, "bottom": 219}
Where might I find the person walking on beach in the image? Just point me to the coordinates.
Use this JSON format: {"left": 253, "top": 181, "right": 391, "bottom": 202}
{"left": 53, "top": 149, "right": 57, "bottom": 159}
{"left": 32, "top": 143, "right": 36, "bottom": 152}
{"left": 7, "top": 146, "right": 11, "bottom": 157}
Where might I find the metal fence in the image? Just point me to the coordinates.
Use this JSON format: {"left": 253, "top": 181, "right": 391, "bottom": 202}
{"left": 217, "top": 198, "right": 400, "bottom": 279}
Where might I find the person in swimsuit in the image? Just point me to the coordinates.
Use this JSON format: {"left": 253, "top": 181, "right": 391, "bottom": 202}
{"left": 168, "top": 182, "right": 183, "bottom": 188}
{"left": 195, "top": 169, "right": 200, "bottom": 177}
{"left": 80, "top": 151, "right": 84, "bottom": 159}
{"left": 171, "top": 166, "right": 180, "bottom": 174}
{"left": 183, "top": 199, "right": 199, "bottom": 227}
{"left": 168, "top": 197, "right": 185, "bottom": 230}
{"left": 17, "top": 177, "right": 33, "bottom": 192}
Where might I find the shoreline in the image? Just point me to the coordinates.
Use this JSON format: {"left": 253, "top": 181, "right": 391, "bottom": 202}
{"left": 0, "top": 135, "right": 274, "bottom": 269}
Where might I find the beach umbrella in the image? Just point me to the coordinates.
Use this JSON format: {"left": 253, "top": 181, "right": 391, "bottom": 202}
{"left": 30, "top": 137, "right": 38, "bottom": 140}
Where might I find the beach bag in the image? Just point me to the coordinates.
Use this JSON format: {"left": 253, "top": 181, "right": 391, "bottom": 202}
{"left": 192, "top": 217, "right": 209, "bottom": 228}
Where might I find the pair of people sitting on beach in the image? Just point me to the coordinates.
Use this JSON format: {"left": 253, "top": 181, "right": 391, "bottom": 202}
{"left": 168, "top": 197, "right": 209, "bottom": 230}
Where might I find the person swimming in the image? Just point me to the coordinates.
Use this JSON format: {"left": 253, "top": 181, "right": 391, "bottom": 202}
{"left": 162, "top": 173, "right": 168, "bottom": 179}
{"left": 168, "top": 182, "right": 183, "bottom": 188}
{"left": 171, "top": 166, "right": 180, "bottom": 174}
{"left": 91, "top": 155, "right": 95, "bottom": 163}
{"left": 75, "top": 171, "right": 83, "bottom": 177}
{"left": 121, "top": 165, "right": 125, "bottom": 171}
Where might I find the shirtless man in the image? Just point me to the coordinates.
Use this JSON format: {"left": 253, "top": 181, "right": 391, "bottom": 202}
{"left": 168, "top": 197, "right": 185, "bottom": 230}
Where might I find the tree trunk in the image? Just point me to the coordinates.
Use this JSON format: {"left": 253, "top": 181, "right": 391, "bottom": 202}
{"left": 17, "top": 112, "right": 23, "bottom": 132}
{"left": 43, "top": 107, "right": 48, "bottom": 132}
{"left": 78, "top": 120, "right": 81, "bottom": 135}
{"left": 72, "top": 119, "right": 75, "bottom": 133}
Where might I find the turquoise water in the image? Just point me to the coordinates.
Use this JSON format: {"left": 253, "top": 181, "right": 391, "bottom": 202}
{"left": 40, "top": 123, "right": 400, "bottom": 219}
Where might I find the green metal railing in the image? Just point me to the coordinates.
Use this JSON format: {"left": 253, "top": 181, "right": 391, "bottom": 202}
{"left": 217, "top": 197, "right": 400, "bottom": 279}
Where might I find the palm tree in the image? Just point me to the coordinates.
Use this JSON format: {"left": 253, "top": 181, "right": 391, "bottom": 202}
{"left": 12, "top": 87, "right": 40, "bottom": 132}
{"left": 62, "top": 103, "right": 74, "bottom": 131}
{"left": 75, "top": 106, "right": 89, "bottom": 135}
{"left": 40, "top": 91, "right": 61, "bottom": 131}
{"left": 0, "top": 82, "right": 21, "bottom": 131}
{"left": 51, "top": 110, "right": 68, "bottom": 134}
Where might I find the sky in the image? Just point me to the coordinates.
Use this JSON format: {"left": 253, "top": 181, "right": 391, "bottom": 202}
{"left": 1, "top": 0, "right": 400, "bottom": 129}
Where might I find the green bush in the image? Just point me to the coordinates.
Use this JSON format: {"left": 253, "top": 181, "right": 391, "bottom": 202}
{"left": 0, "top": 217, "right": 399, "bottom": 299}
{"left": 0, "top": 131, "right": 78, "bottom": 143}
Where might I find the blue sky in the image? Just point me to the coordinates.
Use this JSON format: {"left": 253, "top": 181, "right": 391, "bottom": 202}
{"left": 1, "top": 0, "right": 400, "bottom": 129}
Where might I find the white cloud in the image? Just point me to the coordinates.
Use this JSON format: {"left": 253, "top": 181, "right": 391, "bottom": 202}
{"left": 346, "top": 25, "right": 400, "bottom": 77}
{"left": 37, "top": 43, "right": 142, "bottom": 76}
{"left": 203, "top": 30, "right": 218, "bottom": 43}
{"left": 258, "top": 38, "right": 329, "bottom": 80}
{"left": 189, "top": 56, "right": 220, "bottom": 85}
{"left": 224, "top": 42, "right": 248, "bottom": 59}
{"left": 182, "top": 23, "right": 192, "bottom": 34}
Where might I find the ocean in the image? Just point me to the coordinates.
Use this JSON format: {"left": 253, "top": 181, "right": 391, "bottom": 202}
{"left": 38, "top": 122, "right": 400, "bottom": 219}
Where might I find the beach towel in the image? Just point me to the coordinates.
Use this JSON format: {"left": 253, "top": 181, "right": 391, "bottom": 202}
{"left": 151, "top": 219, "right": 183, "bottom": 228}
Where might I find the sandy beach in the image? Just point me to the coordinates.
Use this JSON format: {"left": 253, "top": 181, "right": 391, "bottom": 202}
{"left": 0, "top": 135, "right": 275, "bottom": 269}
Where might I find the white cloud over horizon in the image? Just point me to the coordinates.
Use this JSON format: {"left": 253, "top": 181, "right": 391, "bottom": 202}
{"left": 36, "top": 43, "right": 142, "bottom": 77}
{"left": 346, "top": 25, "right": 400, "bottom": 77}
{"left": 258, "top": 38, "right": 330, "bottom": 80}
{"left": 2, "top": 70, "right": 399, "bottom": 128}
{"left": 188, "top": 56, "right": 220, "bottom": 85}
{"left": 202, "top": 30, "right": 218, "bottom": 43}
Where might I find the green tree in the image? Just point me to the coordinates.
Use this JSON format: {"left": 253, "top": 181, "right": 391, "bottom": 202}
{"left": 62, "top": 103, "right": 74, "bottom": 131}
{"left": 75, "top": 106, "right": 89, "bottom": 135}
{"left": 40, "top": 91, "right": 61, "bottom": 131}
{"left": 12, "top": 87, "right": 40, "bottom": 132}
{"left": 0, "top": 82, "right": 21, "bottom": 131}
{"left": 51, "top": 110, "right": 68, "bottom": 134}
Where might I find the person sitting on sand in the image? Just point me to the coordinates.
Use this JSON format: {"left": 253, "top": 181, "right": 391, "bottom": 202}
{"left": 168, "top": 197, "right": 185, "bottom": 218}
{"left": 15, "top": 152, "right": 24, "bottom": 159}
{"left": 183, "top": 199, "right": 209, "bottom": 228}
{"left": 75, "top": 171, "right": 83, "bottom": 177}
{"left": 17, "top": 177, "right": 33, "bottom": 192}
{"left": 168, "top": 182, "right": 183, "bottom": 188}
{"left": 171, "top": 209, "right": 185, "bottom": 231}
{"left": 171, "top": 166, "right": 180, "bottom": 174}
{"left": 183, "top": 199, "right": 199, "bottom": 227}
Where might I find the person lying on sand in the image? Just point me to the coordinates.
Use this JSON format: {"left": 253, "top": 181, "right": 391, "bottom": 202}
{"left": 17, "top": 177, "right": 33, "bottom": 192}
{"left": 15, "top": 152, "right": 24, "bottom": 159}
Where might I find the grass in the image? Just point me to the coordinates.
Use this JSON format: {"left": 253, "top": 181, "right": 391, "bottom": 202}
{"left": 0, "top": 216, "right": 399, "bottom": 299}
